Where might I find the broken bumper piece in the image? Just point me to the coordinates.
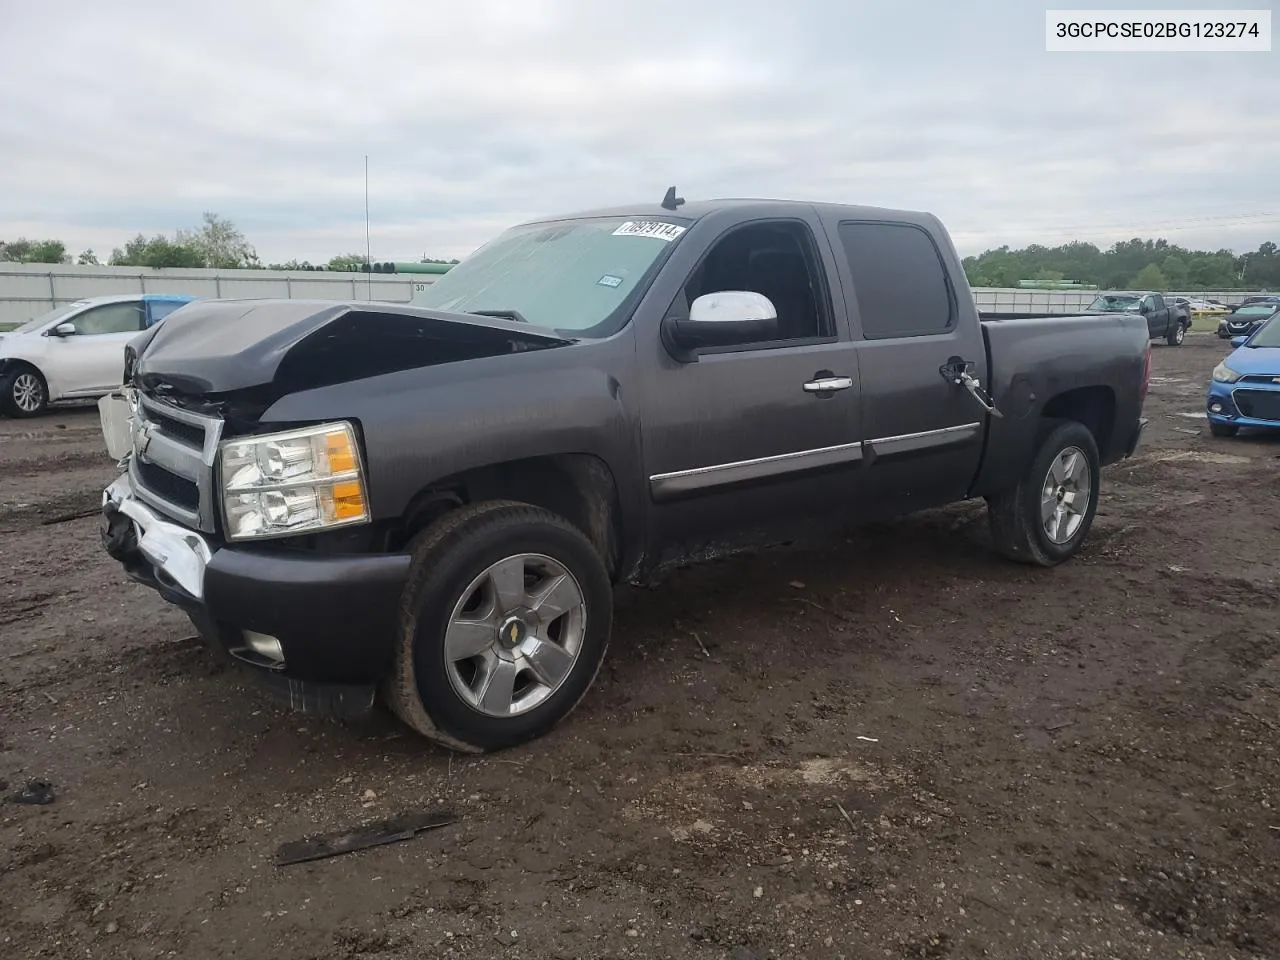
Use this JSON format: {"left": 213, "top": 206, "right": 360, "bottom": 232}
{"left": 100, "top": 471, "right": 412, "bottom": 719}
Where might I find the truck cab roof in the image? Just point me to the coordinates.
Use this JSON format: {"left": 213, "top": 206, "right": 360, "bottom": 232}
{"left": 524, "top": 197, "right": 942, "bottom": 230}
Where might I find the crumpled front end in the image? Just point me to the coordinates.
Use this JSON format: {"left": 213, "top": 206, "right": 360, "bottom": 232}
{"left": 97, "top": 386, "right": 410, "bottom": 718}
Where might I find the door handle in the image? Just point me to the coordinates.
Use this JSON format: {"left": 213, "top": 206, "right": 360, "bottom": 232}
{"left": 803, "top": 377, "right": 854, "bottom": 393}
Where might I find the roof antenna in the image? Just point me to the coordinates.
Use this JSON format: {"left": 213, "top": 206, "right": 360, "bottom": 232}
{"left": 661, "top": 186, "right": 684, "bottom": 211}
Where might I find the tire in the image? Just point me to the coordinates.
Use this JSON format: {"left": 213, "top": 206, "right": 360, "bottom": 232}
{"left": 385, "top": 500, "right": 613, "bottom": 752}
{"left": 1209, "top": 421, "right": 1238, "bottom": 438}
{"left": 0, "top": 365, "right": 48, "bottom": 418}
{"left": 1167, "top": 321, "right": 1185, "bottom": 346}
{"left": 987, "top": 420, "right": 1101, "bottom": 567}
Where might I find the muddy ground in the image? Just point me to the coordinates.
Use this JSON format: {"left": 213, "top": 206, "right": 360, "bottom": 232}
{"left": 1, "top": 333, "right": 1277, "bottom": 960}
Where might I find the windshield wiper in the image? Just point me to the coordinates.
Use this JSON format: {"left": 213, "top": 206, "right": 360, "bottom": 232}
{"left": 467, "top": 309, "right": 529, "bottom": 324}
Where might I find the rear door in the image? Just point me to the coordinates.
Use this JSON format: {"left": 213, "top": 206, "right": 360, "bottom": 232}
{"left": 47, "top": 299, "right": 148, "bottom": 395}
{"left": 640, "top": 209, "right": 864, "bottom": 552}
{"left": 820, "top": 215, "right": 988, "bottom": 520}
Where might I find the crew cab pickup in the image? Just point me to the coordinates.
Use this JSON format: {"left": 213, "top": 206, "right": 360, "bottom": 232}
{"left": 1084, "top": 291, "right": 1191, "bottom": 346}
{"left": 97, "top": 197, "right": 1151, "bottom": 752}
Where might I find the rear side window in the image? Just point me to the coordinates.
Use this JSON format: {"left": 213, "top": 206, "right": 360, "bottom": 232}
{"left": 148, "top": 300, "right": 188, "bottom": 324}
{"left": 837, "top": 221, "right": 953, "bottom": 339}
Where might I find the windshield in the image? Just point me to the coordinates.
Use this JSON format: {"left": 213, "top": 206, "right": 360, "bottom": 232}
{"left": 1248, "top": 314, "right": 1280, "bottom": 348}
{"left": 412, "top": 216, "right": 689, "bottom": 337}
{"left": 6, "top": 301, "right": 88, "bottom": 335}
{"left": 1233, "top": 304, "right": 1278, "bottom": 317}
{"left": 1088, "top": 295, "right": 1140, "bottom": 311}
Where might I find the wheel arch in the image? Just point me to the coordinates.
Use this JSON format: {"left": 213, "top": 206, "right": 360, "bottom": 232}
{"left": 391, "top": 453, "right": 625, "bottom": 581}
{"left": 1040, "top": 385, "right": 1116, "bottom": 460}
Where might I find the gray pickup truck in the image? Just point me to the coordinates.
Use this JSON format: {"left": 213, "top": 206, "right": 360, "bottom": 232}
{"left": 98, "top": 195, "right": 1151, "bottom": 752}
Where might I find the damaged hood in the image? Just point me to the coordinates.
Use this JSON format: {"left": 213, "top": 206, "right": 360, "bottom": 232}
{"left": 131, "top": 298, "right": 575, "bottom": 397}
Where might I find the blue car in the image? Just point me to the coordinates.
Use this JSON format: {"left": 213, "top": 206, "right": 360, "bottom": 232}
{"left": 1206, "top": 313, "right": 1280, "bottom": 437}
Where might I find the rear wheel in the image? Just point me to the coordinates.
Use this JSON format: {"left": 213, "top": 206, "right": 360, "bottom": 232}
{"left": 1209, "top": 421, "right": 1238, "bottom": 438}
{"left": 0, "top": 365, "right": 48, "bottom": 418}
{"left": 987, "top": 420, "right": 1101, "bottom": 567}
{"left": 385, "top": 500, "right": 613, "bottom": 752}
{"left": 1167, "top": 321, "right": 1186, "bottom": 346}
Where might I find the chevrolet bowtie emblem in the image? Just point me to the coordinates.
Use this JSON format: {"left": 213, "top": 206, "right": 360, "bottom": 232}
{"left": 132, "top": 421, "right": 154, "bottom": 460}
{"left": 508, "top": 623, "right": 520, "bottom": 643}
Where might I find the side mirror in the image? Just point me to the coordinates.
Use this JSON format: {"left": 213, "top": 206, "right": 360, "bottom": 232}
{"left": 50, "top": 322, "right": 77, "bottom": 337}
{"left": 1230, "top": 336, "right": 1247, "bottom": 348}
{"left": 662, "top": 291, "right": 778, "bottom": 362}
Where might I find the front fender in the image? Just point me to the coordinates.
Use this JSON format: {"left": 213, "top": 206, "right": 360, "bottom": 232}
{"left": 253, "top": 333, "right": 645, "bottom": 533}
{"left": 0, "top": 342, "right": 58, "bottom": 398}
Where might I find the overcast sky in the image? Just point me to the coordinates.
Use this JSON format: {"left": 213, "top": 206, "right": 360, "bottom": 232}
{"left": 1, "top": 0, "right": 1276, "bottom": 264}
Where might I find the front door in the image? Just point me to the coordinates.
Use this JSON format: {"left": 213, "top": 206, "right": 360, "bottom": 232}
{"left": 47, "top": 299, "right": 147, "bottom": 396}
{"left": 820, "top": 215, "right": 989, "bottom": 520}
{"left": 640, "top": 214, "right": 863, "bottom": 557}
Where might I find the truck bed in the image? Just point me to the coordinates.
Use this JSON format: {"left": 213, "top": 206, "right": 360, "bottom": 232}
{"left": 968, "top": 311, "right": 1150, "bottom": 497}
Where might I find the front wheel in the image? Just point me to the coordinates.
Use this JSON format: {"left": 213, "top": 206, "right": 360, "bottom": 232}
{"left": 385, "top": 500, "right": 613, "bottom": 752}
{"left": 987, "top": 420, "right": 1101, "bottom": 567}
{"left": 0, "top": 366, "right": 48, "bottom": 418}
{"left": 1167, "top": 322, "right": 1186, "bottom": 346}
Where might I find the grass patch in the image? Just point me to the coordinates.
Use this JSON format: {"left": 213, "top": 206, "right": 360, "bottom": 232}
{"left": 1190, "top": 313, "right": 1227, "bottom": 334}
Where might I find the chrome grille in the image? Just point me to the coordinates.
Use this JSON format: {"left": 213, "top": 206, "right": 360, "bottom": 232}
{"left": 127, "top": 391, "right": 224, "bottom": 534}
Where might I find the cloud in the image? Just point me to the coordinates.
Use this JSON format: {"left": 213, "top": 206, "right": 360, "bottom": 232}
{"left": 1, "top": 0, "right": 1276, "bottom": 263}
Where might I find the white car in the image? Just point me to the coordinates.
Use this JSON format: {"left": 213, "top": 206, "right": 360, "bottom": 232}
{"left": 0, "top": 294, "right": 195, "bottom": 417}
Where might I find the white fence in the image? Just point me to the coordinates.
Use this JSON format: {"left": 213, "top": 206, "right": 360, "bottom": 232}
{"left": 971, "top": 287, "right": 1259, "bottom": 314}
{"left": 0, "top": 263, "right": 420, "bottom": 327}
{"left": 0, "top": 262, "right": 1268, "bottom": 328}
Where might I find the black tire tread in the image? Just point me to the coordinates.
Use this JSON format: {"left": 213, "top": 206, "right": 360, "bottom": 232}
{"left": 384, "top": 499, "right": 610, "bottom": 753}
{"left": 987, "top": 420, "right": 1100, "bottom": 568}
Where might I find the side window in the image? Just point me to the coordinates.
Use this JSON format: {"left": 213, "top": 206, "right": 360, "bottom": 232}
{"left": 1141, "top": 295, "right": 1157, "bottom": 312}
{"left": 69, "top": 302, "right": 146, "bottom": 336}
{"left": 148, "top": 300, "right": 187, "bottom": 324}
{"left": 1151, "top": 294, "right": 1165, "bottom": 310}
{"left": 682, "top": 221, "right": 833, "bottom": 345}
{"left": 837, "top": 221, "right": 953, "bottom": 339}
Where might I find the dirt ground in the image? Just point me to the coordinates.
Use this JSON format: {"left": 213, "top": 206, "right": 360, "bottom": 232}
{"left": 2, "top": 333, "right": 1277, "bottom": 960}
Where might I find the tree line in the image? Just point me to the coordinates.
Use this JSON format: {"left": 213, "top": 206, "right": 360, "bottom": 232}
{"left": 0, "top": 213, "right": 457, "bottom": 273}
{"left": 4, "top": 214, "right": 1276, "bottom": 290}
{"left": 963, "top": 238, "right": 1279, "bottom": 291}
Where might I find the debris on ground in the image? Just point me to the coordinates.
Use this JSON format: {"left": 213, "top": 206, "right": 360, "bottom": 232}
{"left": 6, "top": 778, "right": 56, "bottom": 805}
{"left": 274, "top": 809, "right": 458, "bottom": 866}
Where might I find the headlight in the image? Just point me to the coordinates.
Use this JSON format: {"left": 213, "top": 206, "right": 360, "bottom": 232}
{"left": 219, "top": 421, "right": 369, "bottom": 540}
{"left": 1212, "top": 362, "right": 1242, "bottom": 384}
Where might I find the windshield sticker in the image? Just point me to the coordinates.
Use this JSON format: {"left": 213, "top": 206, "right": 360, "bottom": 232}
{"left": 597, "top": 274, "right": 624, "bottom": 288}
{"left": 612, "top": 221, "right": 686, "bottom": 242}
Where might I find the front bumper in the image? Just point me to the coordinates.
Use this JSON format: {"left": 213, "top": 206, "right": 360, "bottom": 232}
{"left": 101, "top": 473, "right": 412, "bottom": 716}
{"left": 1205, "top": 381, "right": 1280, "bottom": 431}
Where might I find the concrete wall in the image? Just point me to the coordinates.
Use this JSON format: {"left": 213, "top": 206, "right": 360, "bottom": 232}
{"left": 0, "top": 262, "right": 1266, "bottom": 328}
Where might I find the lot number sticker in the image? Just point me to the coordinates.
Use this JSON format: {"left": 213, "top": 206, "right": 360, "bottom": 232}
{"left": 612, "top": 221, "right": 687, "bottom": 242}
